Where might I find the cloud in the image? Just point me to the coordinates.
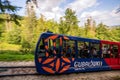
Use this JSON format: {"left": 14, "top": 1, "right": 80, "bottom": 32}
{"left": 37, "top": 0, "right": 97, "bottom": 21}
{"left": 35, "top": 0, "right": 120, "bottom": 26}
{"left": 65, "top": 0, "right": 97, "bottom": 12}
{"left": 36, "top": 0, "right": 65, "bottom": 21}
{"left": 38, "top": 0, "right": 64, "bottom": 11}
{"left": 80, "top": 9, "right": 120, "bottom": 26}
{"left": 80, "top": 11, "right": 110, "bottom": 20}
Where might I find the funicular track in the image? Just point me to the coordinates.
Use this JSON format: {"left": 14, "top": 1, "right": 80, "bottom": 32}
{"left": 0, "top": 66, "right": 39, "bottom": 77}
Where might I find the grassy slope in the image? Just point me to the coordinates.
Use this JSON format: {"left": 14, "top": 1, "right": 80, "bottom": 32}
{"left": 0, "top": 50, "right": 34, "bottom": 61}
{"left": 0, "top": 43, "right": 34, "bottom": 61}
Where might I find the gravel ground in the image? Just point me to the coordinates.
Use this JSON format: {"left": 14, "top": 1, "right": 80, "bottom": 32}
{"left": 0, "top": 61, "right": 120, "bottom": 80}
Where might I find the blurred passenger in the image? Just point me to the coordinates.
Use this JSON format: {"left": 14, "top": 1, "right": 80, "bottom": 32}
{"left": 71, "top": 44, "right": 75, "bottom": 57}
{"left": 66, "top": 45, "right": 72, "bottom": 57}
{"left": 90, "top": 47, "right": 97, "bottom": 58}
{"left": 102, "top": 46, "right": 108, "bottom": 58}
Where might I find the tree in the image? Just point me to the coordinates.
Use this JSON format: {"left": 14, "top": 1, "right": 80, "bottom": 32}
{"left": 84, "top": 17, "right": 96, "bottom": 38}
{"left": 26, "top": 0, "right": 38, "bottom": 8}
{"left": 0, "top": 14, "right": 5, "bottom": 37}
{"left": 0, "top": 0, "right": 22, "bottom": 43}
{"left": 96, "top": 22, "right": 112, "bottom": 40}
{"left": 59, "top": 8, "right": 79, "bottom": 35}
{"left": 20, "top": 0, "right": 37, "bottom": 52}
{"left": 59, "top": 17, "right": 66, "bottom": 34}
{"left": 110, "top": 26, "right": 120, "bottom": 41}
{"left": 32, "top": 14, "right": 46, "bottom": 49}
{"left": 0, "top": 0, "right": 21, "bottom": 24}
{"left": 45, "top": 19, "right": 59, "bottom": 33}
{"left": 4, "top": 27, "right": 21, "bottom": 44}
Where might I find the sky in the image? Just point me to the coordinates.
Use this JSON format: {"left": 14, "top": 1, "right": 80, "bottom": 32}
{"left": 9, "top": 0, "right": 120, "bottom": 26}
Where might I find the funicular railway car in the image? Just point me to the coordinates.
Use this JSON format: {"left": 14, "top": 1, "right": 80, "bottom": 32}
{"left": 35, "top": 32, "right": 120, "bottom": 74}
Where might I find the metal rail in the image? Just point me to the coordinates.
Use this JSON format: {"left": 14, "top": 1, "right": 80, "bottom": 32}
{"left": 0, "top": 66, "right": 39, "bottom": 77}
{"left": 0, "top": 66, "right": 35, "bottom": 68}
{"left": 0, "top": 73, "right": 39, "bottom": 77}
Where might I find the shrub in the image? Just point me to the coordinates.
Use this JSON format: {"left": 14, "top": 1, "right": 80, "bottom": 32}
{"left": 0, "top": 42, "right": 21, "bottom": 51}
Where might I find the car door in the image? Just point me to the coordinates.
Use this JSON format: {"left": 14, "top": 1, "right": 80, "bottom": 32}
{"left": 118, "top": 43, "right": 120, "bottom": 65}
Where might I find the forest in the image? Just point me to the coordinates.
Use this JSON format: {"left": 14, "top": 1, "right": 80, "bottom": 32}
{"left": 0, "top": 0, "right": 120, "bottom": 60}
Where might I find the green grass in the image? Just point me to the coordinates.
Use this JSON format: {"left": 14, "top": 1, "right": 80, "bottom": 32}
{"left": 0, "top": 50, "right": 34, "bottom": 61}
{"left": 0, "top": 42, "right": 34, "bottom": 61}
